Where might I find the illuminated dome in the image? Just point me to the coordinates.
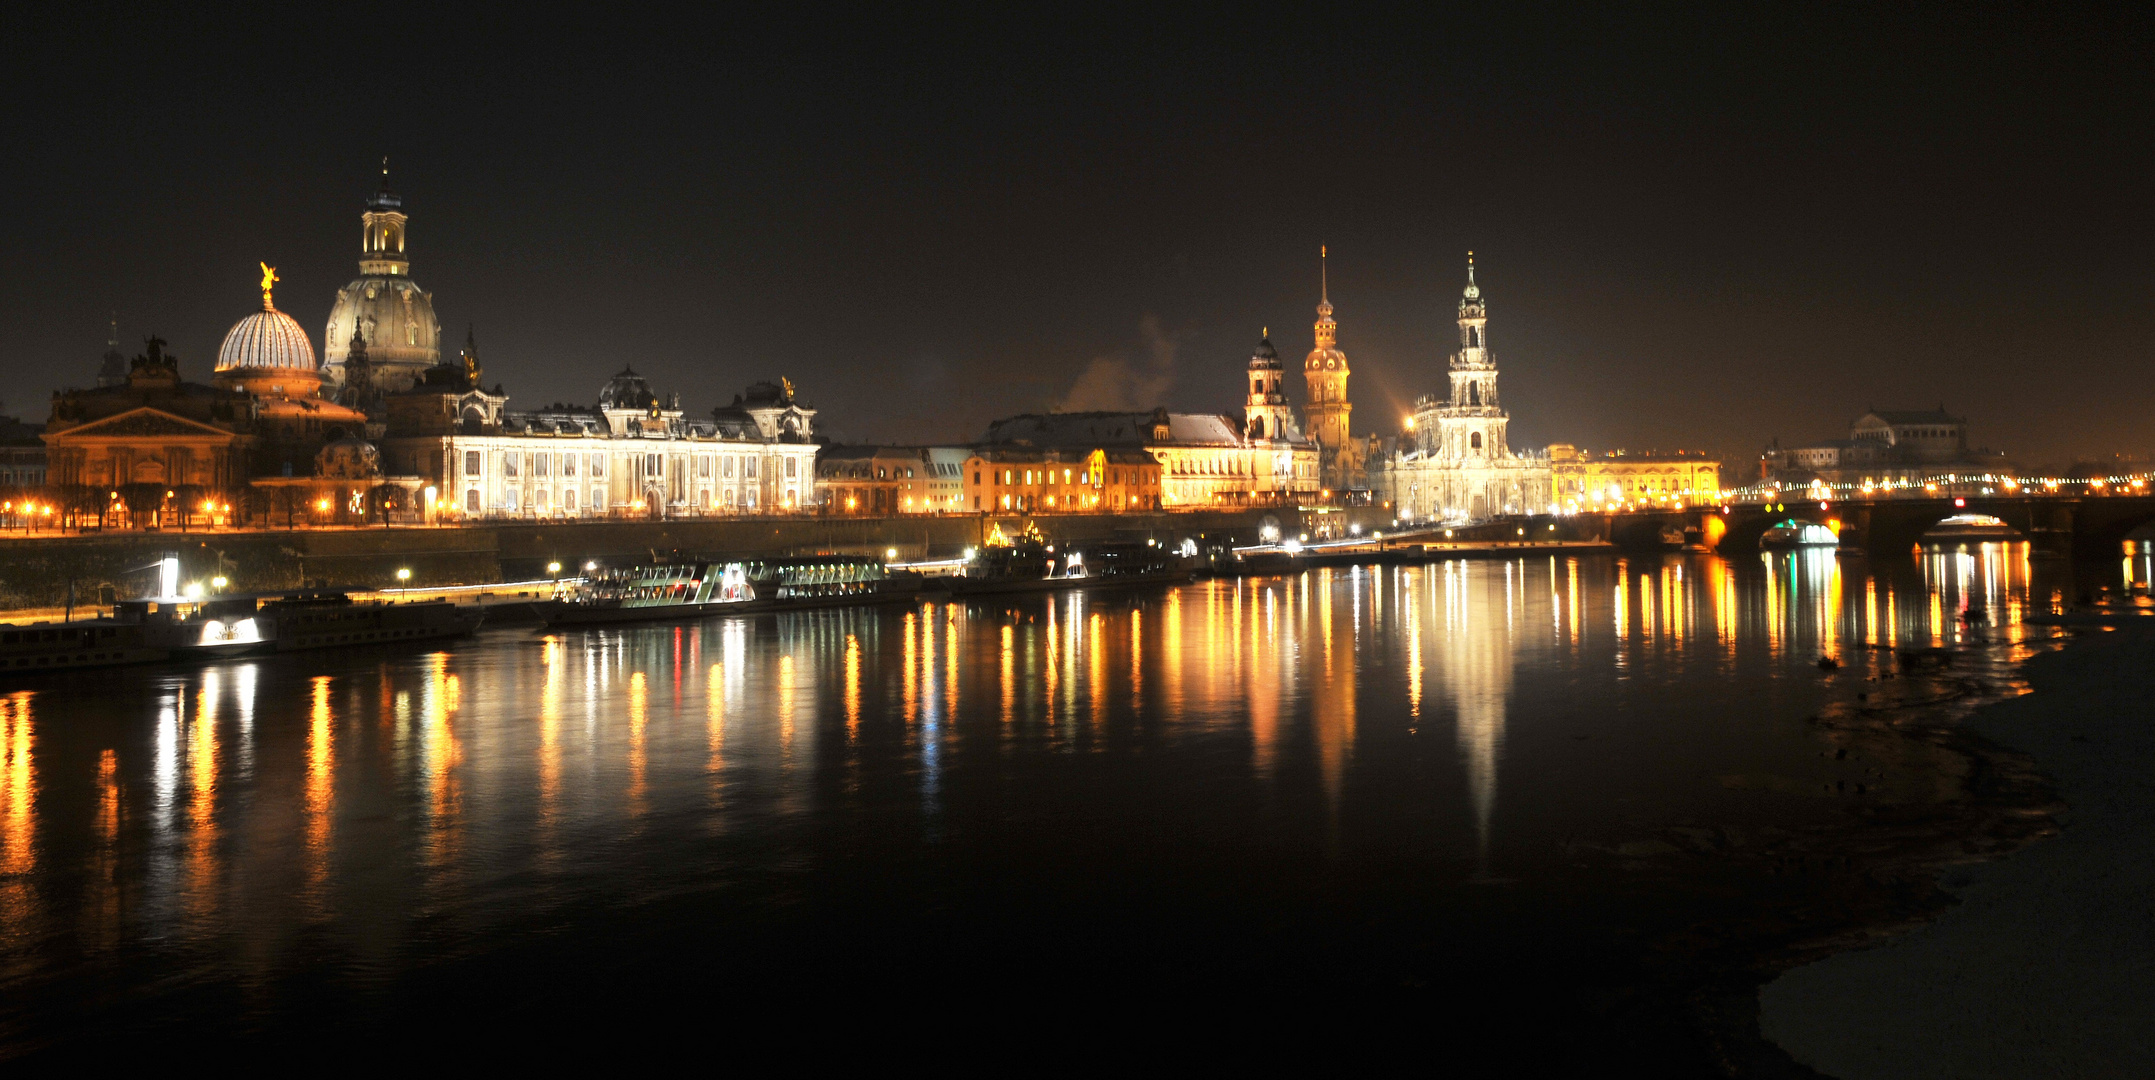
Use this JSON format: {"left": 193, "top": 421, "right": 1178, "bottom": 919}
{"left": 217, "top": 306, "right": 317, "bottom": 371}
{"left": 216, "top": 264, "right": 326, "bottom": 399}
{"left": 323, "top": 165, "right": 442, "bottom": 392}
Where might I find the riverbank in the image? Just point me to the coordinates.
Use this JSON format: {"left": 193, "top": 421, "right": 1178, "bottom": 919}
{"left": 1758, "top": 624, "right": 2155, "bottom": 1077}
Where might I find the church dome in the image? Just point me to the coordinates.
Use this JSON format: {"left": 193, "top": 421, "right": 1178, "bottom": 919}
{"left": 217, "top": 306, "right": 317, "bottom": 371}
{"left": 599, "top": 368, "right": 660, "bottom": 410}
{"left": 1248, "top": 335, "right": 1283, "bottom": 371}
{"left": 325, "top": 275, "right": 440, "bottom": 385}
{"left": 323, "top": 167, "right": 441, "bottom": 391}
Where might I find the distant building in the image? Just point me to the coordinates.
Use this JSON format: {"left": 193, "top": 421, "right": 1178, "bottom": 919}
{"left": 1548, "top": 445, "right": 1722, "bottom": 508}
{"left": 1375, "top": 257, "right": 1553, "bottom": 522}
{"left": 1762, "top": 408, "right": 2010, "bottom": 485}
{"left": 0, "top": 414, "right": 46, "bottom": 491}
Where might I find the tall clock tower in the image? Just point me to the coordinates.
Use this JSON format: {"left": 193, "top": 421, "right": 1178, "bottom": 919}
{"left": 1303, "top": 247, "right": 1359, "bottom": 489}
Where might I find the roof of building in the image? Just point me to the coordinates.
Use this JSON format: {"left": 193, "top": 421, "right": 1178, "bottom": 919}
{"left": 1248, "top": 336, "right": 1282, "bottom": 371}
{"left": 967, "top": 445, "right": 1157, "bottom": 466}
{"left": 1859, "top": 409, "right": 1961, "bottom": 426}
{"left": 217, "top": 306, "right": 317, "bottom": 372}
{"left": 982, "top": 410, "right": 1244, "bottom": 448}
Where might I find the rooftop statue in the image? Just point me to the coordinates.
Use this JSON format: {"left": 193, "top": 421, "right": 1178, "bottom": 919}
{"left": 259, "top": 262, "right": 280, "bottom": 310}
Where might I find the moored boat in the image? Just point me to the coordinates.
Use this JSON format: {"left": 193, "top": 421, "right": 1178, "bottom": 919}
{"left": 0, "top": 590, "right": 481, "bottom": 675}
{"left": 945, "top": 540, "right": 1189, "bottom": 595}
{"left": 546, "top": 554, "right": 924, "bottom": 626}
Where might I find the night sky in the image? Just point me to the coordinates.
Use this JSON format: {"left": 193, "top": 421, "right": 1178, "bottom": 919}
{"left": 7, "top": 6, "right": 2150, "bottom": 465}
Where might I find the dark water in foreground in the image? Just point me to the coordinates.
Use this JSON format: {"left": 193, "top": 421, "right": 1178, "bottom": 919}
{"left": 0, "top": 546, "right": 2107, "bottom": 1062}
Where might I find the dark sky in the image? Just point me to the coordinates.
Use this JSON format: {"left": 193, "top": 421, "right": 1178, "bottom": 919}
{"left": 6, "top": 5, "right": 2151, "bottom": 465}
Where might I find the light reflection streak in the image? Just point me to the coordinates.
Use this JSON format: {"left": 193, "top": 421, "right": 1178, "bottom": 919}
{"left": 0, "top": 693, "right": 35, "bottom": 917}
{"left": 185, "top": 671, "right": 219, "bottom": 921}
{"left": 305, "top": 676, "right": 333, "bottom": 905}
{"left": 999, "top": 624, "right": 1015, "bottom": 725}
{"left": 844, "top": 635, "right": 862, "bottom": 736}
{"left": 627, "top": 670, "right": 648, "bottom": 816}
{"left": 539, "top": 639, "right": 563, "bottom": 851}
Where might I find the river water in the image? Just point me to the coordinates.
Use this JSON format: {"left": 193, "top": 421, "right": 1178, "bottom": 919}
{"left": 0, "top": 545, "right": 2102, "bottom": 1063}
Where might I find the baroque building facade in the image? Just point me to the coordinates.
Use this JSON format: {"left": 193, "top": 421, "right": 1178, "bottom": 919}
{"left": 1376, "top": 257, "right": 1552, "bottom": 522}
{"left": 981, "top": 367, "right": 1318, "bottom": 512}
{"left": 381, "top": 351, "right": 820, "bottom": 519}
{"left": 1548, "top": 445, "right": 1722, "bottom": 508}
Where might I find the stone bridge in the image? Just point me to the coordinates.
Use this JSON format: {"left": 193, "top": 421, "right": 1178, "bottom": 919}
{"left": 1562, "top": 495, "right": 2155, "bottom": 558}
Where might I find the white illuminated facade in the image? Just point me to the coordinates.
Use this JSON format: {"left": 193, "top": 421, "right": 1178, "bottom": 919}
{"left": 1377, "top": 257, "right": 1552, "bottom": 522}
{"left": 382, "top": 366, "right": 818, "bottom": 519}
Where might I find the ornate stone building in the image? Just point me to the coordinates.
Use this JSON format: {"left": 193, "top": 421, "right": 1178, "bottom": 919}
{"left": 213, "top": 265, "right": 371, "bottom": 477}
{"left": 1376, "top": 256, "right": 1552, "bottom": 522}
{"left": 1302, "top": 249, "right": 1364, "bottom": 492}
{"left": 380, "top": 350, "right": 820, "bottom": 519}
{"left": 323, "top": 164, "right": 442, "bottom": 392}
{"left": 42, "top": 338, "right": 256, "bottom": 524}
{"left": 982, "top": 363, "right": 1319, "bottom": 512}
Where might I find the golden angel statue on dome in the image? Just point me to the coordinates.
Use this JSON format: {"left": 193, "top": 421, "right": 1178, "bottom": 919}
{"left": 259, "top": 262, "right": 280, "bottom": 309}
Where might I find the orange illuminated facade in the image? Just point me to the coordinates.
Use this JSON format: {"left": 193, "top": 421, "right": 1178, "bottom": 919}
{"left": 963, "top": 447, "right": 1161, "bottom": 513}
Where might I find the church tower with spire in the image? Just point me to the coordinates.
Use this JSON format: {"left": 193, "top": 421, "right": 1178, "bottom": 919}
{"left": 1382, "top": 253, "right": 1551, "bottom": 522}
{"left": 1426, "top": 252, "right": 1509, "bottom": 461}
{"left": 1302, "top": 246, "right": 1360, "bottom": 490}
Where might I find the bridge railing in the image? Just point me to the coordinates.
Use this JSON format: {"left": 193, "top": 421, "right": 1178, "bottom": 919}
{"left": 1728, "top": 472, "right": 2155, "bottom": 505}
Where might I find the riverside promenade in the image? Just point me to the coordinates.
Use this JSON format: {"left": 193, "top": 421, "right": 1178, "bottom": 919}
{"left": 0, "top": 506, "right": 1350, "bottom": 613}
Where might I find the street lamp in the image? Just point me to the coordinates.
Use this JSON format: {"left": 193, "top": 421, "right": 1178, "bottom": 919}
{"left": 211, "top": 576, "right": 228, "bottom": 591}
{"left": 547, "top": 561, "right": 562, "bottom": 577}
{"left": 396, "top": 568, "right": 412, "bottom": 585}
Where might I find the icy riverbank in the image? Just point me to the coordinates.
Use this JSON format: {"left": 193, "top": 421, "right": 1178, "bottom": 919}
{"left": 1760, "top": 626, "right": 2155, "bottom": 1077}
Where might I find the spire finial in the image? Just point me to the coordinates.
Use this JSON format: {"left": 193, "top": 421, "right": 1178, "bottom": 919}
{"left": 1467, "top": 250, "right": 1475, "bottom": 283}
{"left": 108, "top": 311, "right": 118, "bottom": 347}
{"left": 379, "top": 156, "right": 390, "bottom": 191}
{"left": 1321, "top": 245, "right": 1328, "bottom": 304}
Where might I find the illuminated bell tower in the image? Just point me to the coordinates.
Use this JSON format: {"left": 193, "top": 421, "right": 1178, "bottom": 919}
{"left": 1244, "top": 332, "right": 1296, "bottom": 442}
{"left": 1432, "top": 253, "right": 1509, "bottom": 461}
{"left": 325, "top": 159, "right": 442, "bottom": 392}
{"left": 359, "top": 160, "right": 409, "bottom": 276}
{"left": 1303, "top": 246, "right": 1357, "bottom": 487}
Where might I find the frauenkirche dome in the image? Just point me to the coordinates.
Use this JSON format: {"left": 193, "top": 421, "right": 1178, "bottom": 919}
{"left": 323, "top": 162, "right": 441, "bottom": 392}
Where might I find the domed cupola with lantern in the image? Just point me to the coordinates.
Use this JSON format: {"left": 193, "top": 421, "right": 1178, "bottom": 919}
{"left": 323, "top": 161, "right": 442, "bottom": 393}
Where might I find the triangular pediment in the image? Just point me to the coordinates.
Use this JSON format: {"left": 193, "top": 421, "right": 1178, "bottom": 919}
{"left": 51, "top": 407, "right": 237, "bottom": 440}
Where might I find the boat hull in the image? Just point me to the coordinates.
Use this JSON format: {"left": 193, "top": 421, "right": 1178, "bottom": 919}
{"left": 944, "top": 570, "right": 1189, "bottom": 596}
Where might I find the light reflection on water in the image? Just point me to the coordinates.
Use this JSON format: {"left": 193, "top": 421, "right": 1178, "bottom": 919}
{"left": 0, "top": 542, "right": 2096, "bottom": 1045}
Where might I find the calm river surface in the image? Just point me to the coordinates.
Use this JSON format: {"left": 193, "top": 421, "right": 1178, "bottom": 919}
{"left": 0, "top": 546, "right": 2104, "bottom": 1062}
